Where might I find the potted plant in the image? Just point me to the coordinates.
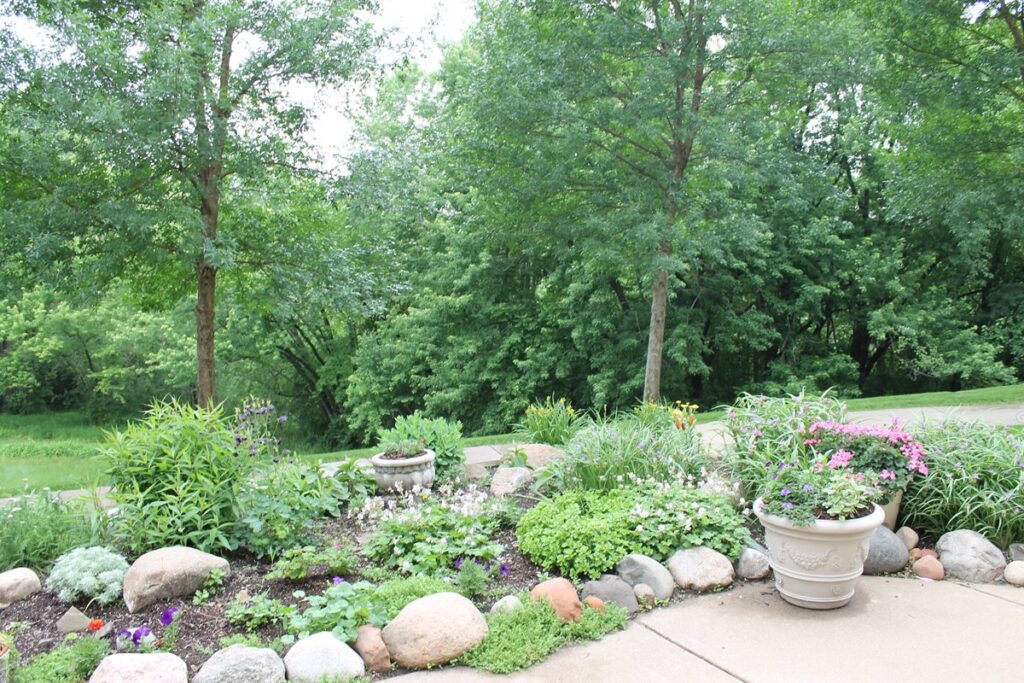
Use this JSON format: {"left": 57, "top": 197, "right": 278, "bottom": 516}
{"left": 754, "top": 462, "right": 885, "bottom": 610}
{"left": 370, "top": 438, "right": 436, "bottom": 493}
{"left": 803, "top": 419, "right": 928, "bottom": 529}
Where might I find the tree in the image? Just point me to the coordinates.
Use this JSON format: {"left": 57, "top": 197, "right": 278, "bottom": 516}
{"left": 0, "top": 0, "right": 382, "bottom": 405}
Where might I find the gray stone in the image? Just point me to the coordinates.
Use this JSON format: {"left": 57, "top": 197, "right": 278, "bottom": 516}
{"left": 864, "top": 526, "right": 910, "bottom": 575}
{"left": 122, "top": 546, "right": 230, "bottom": 612}
{"left": 735, "top": 548, "right": 770, "bottom": 580}
{"left": 580, "top": 575, "right": 640, "bottom": 615}
{"left": 193, "top": 644, "right": 284, "bottom": 683}
{"left": 1003, "top": 561, "right": 1024, "bottom": 587}
{"left": 633, "top": 583, "right": 656, "bottom": 607}
{"left": 896, "top": 526, "right": 920, "bottom": 551}
{"left": 667, "top": 548, "right": 735, "bottom": 592}
{"left": 88, "top": 653, "right": 187, "bottom": 683}
{"left": 505, "top": 444, "right": 564, "bottom": 469}
{"left": 1010, "top": 543, "right": 1024, "bottom": 562}
{"left": 383, "top": 592, "right": 488, "bottom": 669}
{"left": 490, "top": 595, "right": 522, "bottom": 614}
{"left": 56, "top": 606, "right": 91, "bottom": 634}
{"left": 0, "top": 568, "right": 41, "bottom": 608}
{"left": 745, "top": 539, "right": 768, "bottom": 555}
{"left": 283, "top": 632, "right": 364, "bottom": 683}
{"left": 936, "top": 529, "right": 1007, "bottom": 583}
{"left": 489, "top": 467, "right": 533, "bottom": 497}
{"left": 615, "top": 553, "right": 674, "bottom": 600}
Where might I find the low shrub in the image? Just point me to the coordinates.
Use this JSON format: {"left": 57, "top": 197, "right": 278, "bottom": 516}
{"left": 371, "top": 575, "right": 452, "bottom": 620}
{"left": 515, "top": 397, "right": 581, "bottom": 446}
{"left": 516, "top": 485, "right": 749, "bottom": 580}
{"left": 45, "top": 546, "right": 129, "bottom": 605}
{"left": 225, "top": 593, "right": 296, "bottom": 632}
{"left": 902, "top": 420, "right": 1024, "bottom": 547}
{"left": 378, "top": 412, "right": 464, "bottom": 481}
{"left": 12, "top": 633, "right": 108, "bottom": 683}
{"left": 0, "top": 491, "right": 107, "bottom": 572}
{"left": 266, "top": 544, "right": 358, "bottom": 581}
{"left": 285, "top": 580, "right": 384, "bottom": 643}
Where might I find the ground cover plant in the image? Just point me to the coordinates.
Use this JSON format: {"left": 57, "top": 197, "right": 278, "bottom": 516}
{"left": 901, "top": 420, "right": 1024, "bottom": 547}
{"left": 9, "top": 633, "right": 108, "bottom": 683}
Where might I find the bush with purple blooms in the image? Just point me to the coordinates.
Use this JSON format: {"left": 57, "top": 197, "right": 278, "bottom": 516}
{"left": 232, "top": 396, "right": 290, "bottom": 461}
{"left": 756, "top": 462, "right": 880, "bottom": 526}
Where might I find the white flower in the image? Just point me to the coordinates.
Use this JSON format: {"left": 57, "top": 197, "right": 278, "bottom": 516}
{"left": 636, "top": 524, "right": 644, "bottom": 532}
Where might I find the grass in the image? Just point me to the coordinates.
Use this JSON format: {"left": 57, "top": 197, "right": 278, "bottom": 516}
{"left": 842, "top": 384, "right": 1024, "bottom": 410}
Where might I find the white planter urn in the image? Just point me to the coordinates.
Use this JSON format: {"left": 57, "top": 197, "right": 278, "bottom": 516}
{"left": 754, "top": 498, "right": 884, "bottom": 610}
{"left": 371, "top": 448, "right": 436, "bottom": 493}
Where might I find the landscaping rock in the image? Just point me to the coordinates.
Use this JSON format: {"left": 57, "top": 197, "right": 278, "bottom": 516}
{"left": 1004, "top": 561, "right": 1024, "bottom": 587}
{"left": 935, "top": 530, "right": 1007, "bottom": 583}
{"left": 490, "top": 467, "right": 533, "bottom": 497}
{"left": 354, "top": 625, "right": 391, "bottom": 675}
{"left": 123, "top": 546, "right": 230, "bottom": 612}
{"left": 864, "top": 526, "right": 910, "bottom": 575}
{"left": 89, "top": 653, "right": 187, "bottom": 683}
{"left": 0, "top": 568, "right": 41, "bottom": 608}
{"left": 1010, "top": 543, "right": 1024, "bottom": 562}
{"left": 735, "top": 548, "right": 770, "bottom": 580}
{"left": 667, "top": 547, "right": 735, "bottom": 592}
{"left": 56, "top": 606, "right": 91, "bottom": 634}
{"left": 193, "top": 644, "right": 284, "bottom": 683}
{"left": 530, "top": 578, "right": 582, "bottom": 623}
{"left": 633, "top": 583, "right": 656, "bottom": 607}
{"left": 913, "top": 556, "right": 945, "bottom": 581}
{"left": 283, "top": 632, "right": 364, "bottom": 683}
{"left": 615, "top": 553, "right": 674, "bottom": 600}
{"left": 896, "top": 526, "right": 920, "bottom": 550}
{"left": 911, "top": 548, "right": 938, "bottom": 561}
{"left": 582, "top": 596, "right": 606, "bottom": 612}
{"left": 490, "top": 595, "right": 522, "bottom": 614}
{"left": 383, "top": 592, "right": 488, "bottom": 668}
{"left": 508, "top": 444, "right": 564, "bottom": 469}
{"left": 580, "top": 575, "right": 639, "bottom": 615}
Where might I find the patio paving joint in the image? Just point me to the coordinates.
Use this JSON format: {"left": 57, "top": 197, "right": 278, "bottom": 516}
{"left": 638, "top": 620, "right": 748, "bottom": 682}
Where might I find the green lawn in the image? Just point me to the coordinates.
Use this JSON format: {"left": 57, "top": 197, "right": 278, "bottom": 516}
{"left": 842, "top": 384, "right": 1024, "bottom": 411}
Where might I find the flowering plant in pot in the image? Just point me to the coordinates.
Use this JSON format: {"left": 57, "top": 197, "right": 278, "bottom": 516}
{"left": 371, "top": 438, "right": 436, "bottom": 493}
{"left": 803, "top": 419, "right": 928, "bottom": 528}
{"left": 754, "top": 461, "right": 884, "bottom": 610}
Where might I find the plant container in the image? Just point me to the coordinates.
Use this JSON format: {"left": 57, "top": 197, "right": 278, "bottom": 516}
{"left": 754, "top": 498, "right": 884, "bottom": 610}
{"left": 371, "top": 448, "right": 436, "bottom": 493}
{"left": 880, "top": 489, "right": 903, "bottom": 531}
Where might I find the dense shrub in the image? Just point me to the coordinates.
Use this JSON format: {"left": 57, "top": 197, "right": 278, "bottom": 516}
{"left": 902, "top": 421, "right": 1024, "bottom": 547}
{"left": 105, "top": 400, "right": 252, "bottom": 553}
{"left": 0, "top": 491, "right": 109, "bottom": 572}
{"left": 516, "top": 485, "right": 749, "bottom": 580}
{"left": 45, "top": 546, "right": 129, "bottom": 605}
{"left": 515, "top": 397, "right": 581, "bottom": 445}
{"left": 541, "top": 415, "right": 708, "bottom": 492}
{"left": 378, "top": 412, "right": 464, "bottom": 480}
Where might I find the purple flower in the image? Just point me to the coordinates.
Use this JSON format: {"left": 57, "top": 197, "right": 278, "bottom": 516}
{"left": 278, "top": 415, "right": 288, "bottom": 423}
{"left": 802, "top": 484, "right": 813, "bottom": 492}
{"left": 132, "top": 626, "right": 153, "bottom": 645}
{"left": 116, "top": 629, "right": 131, "bottom": 639}
{"left": 159, "top": 607, "right": 179, "bottom": 627}
{"left": 499, "top": 563, "right": 511, "bottom": 577}
{"left": 332, "top": 576, "right": 345, "bottom": 585}
{"left": 454, "top": 558, "right": 464, "bottom": 570}
{"left": 782, "top": 502, "right": 794, "bottom": 509}
{"left": 780, "top": 488, "right": 791, "bottom": 497}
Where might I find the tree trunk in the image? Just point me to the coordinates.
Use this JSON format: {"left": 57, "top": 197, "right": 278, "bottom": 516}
{"left": 643, "top": 268, "right": 669, "bottom": 401}
{"left": 196, "top": 254, "right": 217, "bottom": 407}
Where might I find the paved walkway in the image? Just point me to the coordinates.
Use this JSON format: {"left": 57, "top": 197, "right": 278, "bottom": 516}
{"left": 391, "top": 576, "right": 1024, "bottom": 682}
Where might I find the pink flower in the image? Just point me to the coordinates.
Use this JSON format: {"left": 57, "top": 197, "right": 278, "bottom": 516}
{"left": 880, "top": 469, "right": 896, "bottom": 480}
{"left": 828, "top": 449, "right": 854, "bottom": 469}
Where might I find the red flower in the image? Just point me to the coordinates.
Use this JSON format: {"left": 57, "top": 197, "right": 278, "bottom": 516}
{"left": 88, "top": 619, "right": 104, "bottom": 633}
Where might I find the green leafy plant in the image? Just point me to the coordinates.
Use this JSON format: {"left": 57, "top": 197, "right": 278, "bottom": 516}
{"left": 516, "top": 485, "right": 749, "bottom": 580}
{"left": 514, "top": 397, "right": 580, "bottom": 446}
{"left": 378, "top": 412, "right": 464, "bottom": 480}
{"left": 454, "top": 559, "right": 492, "bottom": 598}
{"left": 225, "top": 594, "right": 296, "bottom": 632}
{"left": 192, "top": 567, "right": 226, "bottom": 606}
{"left": 378, "top": 439, "right": 426, "bottom": 458}
{"left": 266, "top": 544, "right": 358, "bottom": 581}
{"left": 217, "top": 633, "right": 285, "bottom": 655}
{"left": 0, "top": 490, "right": 107, "bottom": 572}
{"left": 286, "top": 580, "right": 384, "bottom": 643}
{"left": 757, "top": 463, "right": 880, "bottom": 526}
{"left": 326, "top": 458, "right": 377, "bottom": 505}
{"left": 12, "top": 633, "right": 108, "bottom": 683}
{"left": 902, "top": 420, "right": 1024, "bottom": 547}
{"left": 45, "top": 546, "right": 129, "bottom": 605}
{"left": 105, "top": 400, "right": 253, "bottom": 554}
{"left": 370, "top": 576, "right": 452, "bottom": 620}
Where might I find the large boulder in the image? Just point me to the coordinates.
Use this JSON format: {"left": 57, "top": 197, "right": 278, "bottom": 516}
{"left": 354, "top": 625, "right": 391, "bottom": 674}
{"left": 735, "top": 548, "right": 771, "bottom": 580}
{"left": 529, "top": 578, "right": 582, "bottom": 623}
{"left": 122, "top": 546, "right": 229, "bottom": 612}
{"left": 864, "top": 526, "right": 910, "bottom": 575}
{"left": 283, "top": 632, "right": 364, "bottom": 683}
{"left": 89, "top": 653, "right": 187, "bottom": 683}
{"left": 490, "top": 467, "right": 533, "bottom": 497}
{"left": 580, "top": 575, "right": 639, "bottom": 615}
{"left": 382, "top": 592, "right": 488, "bottom": 669}
{"left": 667, "top": 548, "right": 734, "bottom": 592}
{"left": 615, "top": 553, "right": 674, "bottom": 600}
{"left": 193, "top": 644, "right": 284, "bottom": 683}
{"left": 935, "top": 530, "right": 1007, "bottom": 583}
{"left": 0, "top": 567, "right": 41, "bottom": 608}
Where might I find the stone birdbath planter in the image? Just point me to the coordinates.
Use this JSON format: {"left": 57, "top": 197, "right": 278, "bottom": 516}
{"left": 755, "top": 498, "right": 884, "bottom": 610}
{"left": 371, "top": 440, "right": 436, "bottom": 493}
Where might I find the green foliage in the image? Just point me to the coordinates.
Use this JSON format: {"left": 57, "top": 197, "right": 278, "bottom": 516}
{"left": 757, "top": 465, "right": 879, "bottom": 526}
{"left": 377, "top": 439, "right": 425, "bottom": 458}
{"left": 192, "top": 567, "right": 227, "bottom": 606}
{"left": 370, "top": 575, "right": 452, "bottom": 620}
{"left": 266, "top": 545, "right": 358, "bottom": 582}
{"left": 543, "top": 415, "right": 708, "bottom": 492}
{"left": 286, "top": 581, "right": 384, "bottom": 643}
{"left": 45, "top": 546, "right": 128, "bottom": 605}
{"left": 377, "top": 412, "right": 464, "bottom": 480}
{"left": 454, "top": 559, "right": 492, "bottom": 599}
{"left": 461, "top": 600, "right": 626, "bottom": 674}
{"left": 12, "top": 634, "right": 108, "bottom": 683}
{"left": 902, "top": 421, "right": 1024, "bottom": 547}
{"left": 105, "top": 401, "right": 252, "bottom": 554}
{"left": 515, "top": 397, "right": 581, "bottom": 446}
{"left": 0, "top": 491, "right": 107, "bottom": 572}
{"left": 216, "top": 633, "right": 285, "bottom": 655}
{"left": 516, "top": 486, "right": 749, "bottom": 580}
{"left": 225, "top": 594, "right": 296, "bottom": 633}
